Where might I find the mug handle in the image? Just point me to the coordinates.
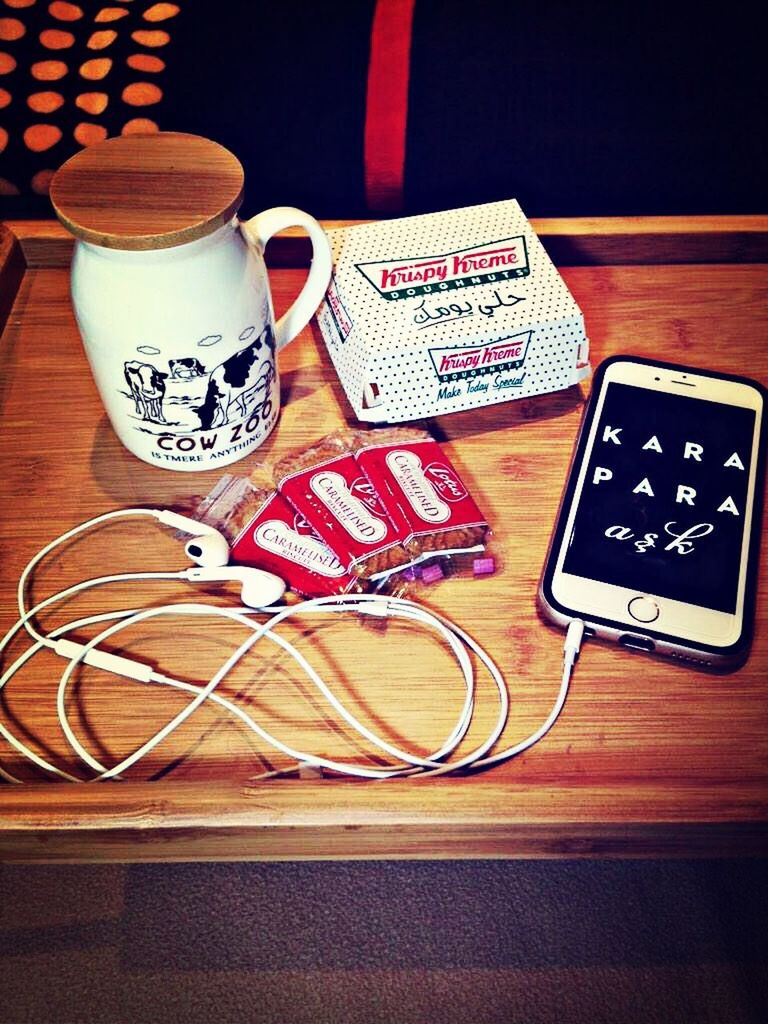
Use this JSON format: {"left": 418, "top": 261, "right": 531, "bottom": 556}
{"left": 240, "top": 207, "right": 333, "bottom": 352}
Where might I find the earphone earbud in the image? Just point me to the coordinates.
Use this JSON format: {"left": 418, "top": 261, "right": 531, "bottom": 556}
{"left": 183, "top": 532, "right": 230, "bottom": 569}
{"left": 153, "top": 509, "right": 230, "bottom": 567}
{"left": 184, "top": 566, "right": 286, "bottom": 608}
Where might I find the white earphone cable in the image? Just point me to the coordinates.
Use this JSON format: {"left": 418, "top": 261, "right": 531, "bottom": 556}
{"left": 0, "top": 511, "right": 583, "bottom": 782}
{"left": 53, "top": 598, "right": 498, "bottom": 781}
{"left": 15, "top": 509, "right": 157, "bottom": 646}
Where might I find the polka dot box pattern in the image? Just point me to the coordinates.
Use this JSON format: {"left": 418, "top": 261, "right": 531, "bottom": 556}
{"left": 316, "top": 199, "right": 591, "bottom": 423}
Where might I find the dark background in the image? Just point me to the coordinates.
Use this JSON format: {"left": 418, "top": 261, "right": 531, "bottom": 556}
{"left": 1, "top": 0, "right": 766, "bottom": 219}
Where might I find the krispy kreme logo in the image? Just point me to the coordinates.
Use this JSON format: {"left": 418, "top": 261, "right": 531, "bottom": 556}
{"left": 355, "top": 236, "right": 529, "bottom": 300}
{"left": 428, "top": 330, "right": 532, "bottom": 383}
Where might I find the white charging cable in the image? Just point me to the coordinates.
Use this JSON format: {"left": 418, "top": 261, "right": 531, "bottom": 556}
{"left": 0, "top": 596, "right": 509, "bottom": 782}
{"left": 0, "top": 514, "right": 585, "bottom": 782}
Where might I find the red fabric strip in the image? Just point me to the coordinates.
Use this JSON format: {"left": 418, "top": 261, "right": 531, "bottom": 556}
{"left": 364, "top": 0, "right": 416, "bottom": 212}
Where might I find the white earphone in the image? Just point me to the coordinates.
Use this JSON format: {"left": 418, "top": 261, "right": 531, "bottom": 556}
{"left": 149, "top": 509, "right": 286, "bottom": 606}
{"left": 0, "top": 507, "right": 584, "bottom": 784}
{"left": 183, "top": 566, "right": 287, "bottom": 608}
{"left": 153, "top": 509, "right": 231, "bottom": 568}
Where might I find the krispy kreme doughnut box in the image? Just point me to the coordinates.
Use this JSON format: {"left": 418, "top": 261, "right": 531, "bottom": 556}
{"left": 316, "top": 199, "right": 590, "bottom": 423}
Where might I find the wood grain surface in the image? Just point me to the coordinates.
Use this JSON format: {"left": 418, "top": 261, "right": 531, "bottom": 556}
{"left": 48, "top": 133, "right": 244, "bottom": 250}
{"left": 0, "top": 219, "right": 766, "bottom": 862}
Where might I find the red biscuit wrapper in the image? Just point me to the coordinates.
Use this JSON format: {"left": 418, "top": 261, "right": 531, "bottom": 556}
{"left": 194, "top": 475, "right": 359, "bottom": 598}
{"left": 231, "top": 490, "right": 360, "bottom": 597}
{"left": 351, "top": 427, "right": 489, "bottom": 556}
{"left": 272, "top": 434, "right": 411, "bottom": 578}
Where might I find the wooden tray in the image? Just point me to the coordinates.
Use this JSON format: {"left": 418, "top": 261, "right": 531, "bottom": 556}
{"left": 1, "top": 217, "right": 767, "bottom": 863}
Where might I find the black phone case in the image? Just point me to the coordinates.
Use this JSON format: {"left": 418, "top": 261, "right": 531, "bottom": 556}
{"left": 539, "top": 355, "right": 767, "bottom": 667}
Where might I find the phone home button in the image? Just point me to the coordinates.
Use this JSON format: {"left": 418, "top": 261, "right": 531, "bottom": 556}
{"left": 627, "top": 596, "right": 660, "bottom": 623}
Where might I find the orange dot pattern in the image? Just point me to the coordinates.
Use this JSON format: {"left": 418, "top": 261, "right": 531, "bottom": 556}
{"left": 27, "top": 90, "right": 64, "bottom": 112}
{"left": 48, "top": 2, "right": 84, "bottom": 20}
{"left": 24, "top": 123, "right": 63, "bottom": 151}
{"left": 0, "top": 17, "right": 26, "bottom": 40}
{"left": 131, "top": 28, "right": 168, "bottom": 47}
{"left": 31, "top": 169, "right": 56, "bottom": 195}
{"left": 39, "top": 28, "right": 74, "bottom": 48}
{"left": 126, "top": 52, "right": 164, "bottom": 72}
{"left": 87, "top": 28, "right": 117, "bottom": 49}
{"left": 121, "top": 116, "right": 158, "bottom": 136}
{"left": 142, "top": 3, "right": 179, "bottom": 21}
{"left": 75, "top": 90, "right": 108, "bottom": 114}
{"left": 31, "top": 58, "right": 67, "bottom": 79}
{"left": 79, "top": 57, "right": 112, "bottom": 79}
{"left": 122, "top": 80, "right": 161, "bottom": 106}
{"left": 5, "top": 0, "right": 176, "bottom": 194}
{"left": 95, "top": 6, "right": 129, "bottom": 21}
{"left": 74, "top": 121, "right": 107, "bottom": 146}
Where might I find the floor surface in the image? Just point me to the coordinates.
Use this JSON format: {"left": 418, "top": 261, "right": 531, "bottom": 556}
{"left": 0, "top": 859, "right": 766, "bottom": 1023}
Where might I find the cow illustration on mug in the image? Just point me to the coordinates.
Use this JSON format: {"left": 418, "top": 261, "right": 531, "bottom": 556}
{"left": 124, "top": 361, "right": 168, "bottom": 423}
{"left": 121, "top": 325, "right": 276, "bottom": 432}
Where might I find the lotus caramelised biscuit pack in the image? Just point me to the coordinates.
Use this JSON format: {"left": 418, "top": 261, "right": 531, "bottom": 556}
{"left": 317, "top": 199, "right": 591, "bottom": 423}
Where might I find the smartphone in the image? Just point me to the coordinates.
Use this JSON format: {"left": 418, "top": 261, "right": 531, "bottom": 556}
{"left": 539, "top": 356, "right": 766, "bottom": 668}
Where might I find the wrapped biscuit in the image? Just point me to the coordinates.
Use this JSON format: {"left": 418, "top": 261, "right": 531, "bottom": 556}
{"left": 272, "top": 433, "right": 411, "bottom": 579}
{"left": 194, "top": 474, "right": 360, "bottom": 598}
{"left": 350, "top": 427, "right": 489, "bottom": 558}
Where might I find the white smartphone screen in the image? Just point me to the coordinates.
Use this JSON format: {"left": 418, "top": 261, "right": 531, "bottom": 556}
{"left": 563, "top": 381, "right": 756, "bottom": 613}
{"left": 544, "top": 358, "right": 766, "bottom": 655}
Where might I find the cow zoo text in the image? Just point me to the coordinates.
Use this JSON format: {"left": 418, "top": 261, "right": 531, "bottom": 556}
{"left": 150, "top": 408, "right": 278, "bottom": 463}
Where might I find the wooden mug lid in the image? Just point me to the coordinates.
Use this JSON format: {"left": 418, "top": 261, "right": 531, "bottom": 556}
{"left": 49, "top": 132, "right": 245, "bottom": 250}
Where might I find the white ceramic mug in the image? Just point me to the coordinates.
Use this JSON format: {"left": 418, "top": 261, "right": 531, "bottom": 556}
{"left": 68, "top": 207, "right": 332, "bottom": 471}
